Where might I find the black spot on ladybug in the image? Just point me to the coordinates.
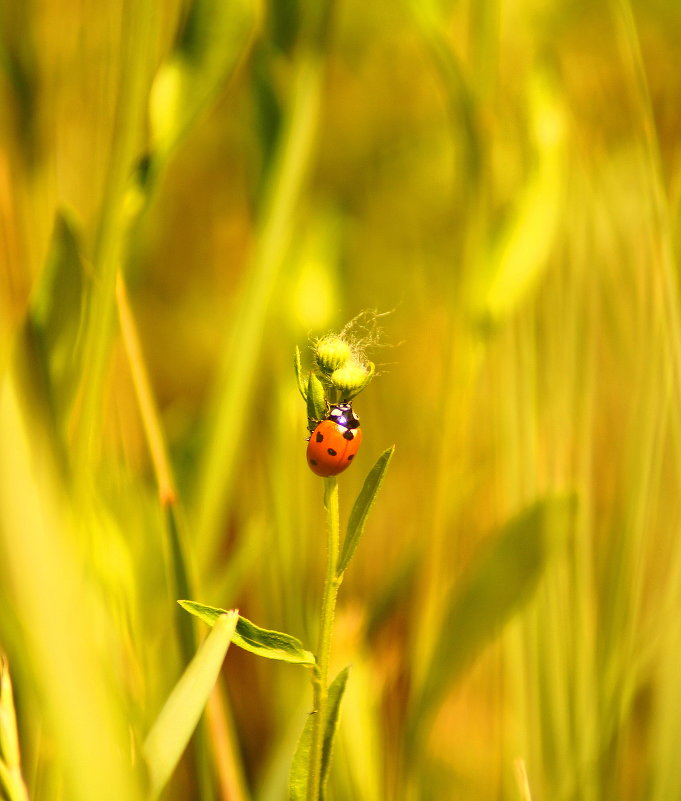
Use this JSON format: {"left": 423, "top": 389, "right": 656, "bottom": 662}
{"left": 343, "top": 429, "right": 354, "bottom": 440}
{"left": 309, "top": 458, "right": 318, "bottom": 466}
{"left": 327, "top": 448, "right": 337, "bottom": 456}
{"left": 348, "top": 454, "right": 354, "bottom": 460}
{"left": 315, "top": 431, "right": 324, "bottom": 442}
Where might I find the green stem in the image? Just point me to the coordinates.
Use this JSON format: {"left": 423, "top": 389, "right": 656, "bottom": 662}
{"left": 307, "top": 477, "right": 341, "bottom": 801}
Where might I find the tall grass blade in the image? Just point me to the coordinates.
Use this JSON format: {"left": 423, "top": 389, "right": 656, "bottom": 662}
{"left": 193, "top": 48, "right": 328, "bottom": 566}
{"left": 475, "top": 72, "right": 566, "bottom": 328}
{"left": 410, "top": 496, "right": 574, "bottom": 739}
{"left": 143, "top": 611, "right": 238, "bottom": 800}
{"left": 149, "top": 0, "right": 258, "bottom": 169}
{"left": 0, "top": 378, "right": 143, "bottom": 801}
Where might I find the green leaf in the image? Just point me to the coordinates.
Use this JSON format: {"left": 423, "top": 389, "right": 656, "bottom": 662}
{"left": 288, "top": 713, "right": 313, "bottom": 801}
{"left": 410, "top": 496, "right": 574, "bottom": 738}
{"left": 320, "top": 666, "right": 350, "bottom": 799}
{"left": 178, "top": 601, "right": 316, "bottom": 666}
{"left": 307, "top": 372, "right": 327, "bottom": 431}
{"left": 294, "top": 346, "right": 307, "bottom": 401}
{"left": 338, "top": 446, "right": 395, "bottom": 576}
{"left": 287, "top": 667, "right": 350, "bottom": 801}
{"left": 143, "top": 611, "right": 238, "bottom": 800}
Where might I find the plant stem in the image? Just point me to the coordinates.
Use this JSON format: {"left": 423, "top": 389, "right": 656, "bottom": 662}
{"left": 307, "top": 477, "right": 341, "bottom": 801}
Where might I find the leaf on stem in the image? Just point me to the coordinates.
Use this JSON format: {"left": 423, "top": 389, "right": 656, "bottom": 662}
{"left": 320, "top": 666, "right": 350, "bottom": 800}
{"left": 307, "top": 372, "right": 327, "bottom": 430}
{"left": 337, "top": 446, "right": 395, "bottom": 576}
{"left": 143, "top": 611, "right": 238, "bottom": 800}
{"left": 179, "top": 600, "right": 316, "bottom": 666}
{"left": 294, "top": 346, "right": 308, "bottom": 401}
{"left": 287, "top": 666, "right": 350, "bottom": 801}
{"left": 288, "top": 713, "right": 313, "bottom": 801}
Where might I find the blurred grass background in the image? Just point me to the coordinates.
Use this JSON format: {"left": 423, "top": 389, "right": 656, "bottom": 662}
{"left": 2, "top": 0, "right": 681, "bottom": 799}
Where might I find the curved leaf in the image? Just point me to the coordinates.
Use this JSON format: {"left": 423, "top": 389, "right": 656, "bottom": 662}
{"left": 178, "top": 600, "right": 316, "bottom": 666}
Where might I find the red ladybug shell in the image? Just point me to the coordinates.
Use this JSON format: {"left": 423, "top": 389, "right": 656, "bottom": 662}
{"left": 306, "top": 404, "right": 362, "bottom": 477}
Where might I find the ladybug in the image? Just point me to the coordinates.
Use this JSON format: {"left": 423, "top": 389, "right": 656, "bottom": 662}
{"left": 306, "top": 403, "right": 362, "bottom": 477}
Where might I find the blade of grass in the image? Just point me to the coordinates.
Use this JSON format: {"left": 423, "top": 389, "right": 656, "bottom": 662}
{"left": 144, "top": 611, "right": 239, "bottom": 800}
{"left": 73, "top": 0, "right": 156, "bottom": 470}
{"left": 193, "top": 36, "right": 331, "bottom": 569}
{"left": 0, "top": 376, "right": 143, "bottom": 801}
{"left": 149, "top": 0, "right": 258, "bottom": 172}
{"left": 409, "top": 496, "right": 573, "bottom": 744}
{"left": 116, "top": 272, "right": 248, "bottom": 801}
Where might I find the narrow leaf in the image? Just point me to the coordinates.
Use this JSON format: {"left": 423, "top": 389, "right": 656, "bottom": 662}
{"left": 338, "top": 446, "right": 395, "bottom": 575}
{"left": 287, "top": 667, "right": 350, "bottom": 801}
{"left": 320, "top": 666, "right": 350, "bottom": 799}
{"left": 410, "top": 496, "right": 574, "bottom": 737}
{"left": 179, "top": 600, "right": 316, "bottom": 666}
{"left": 288, "top": 714, "right": 314, "bottom": 801}
{"left": 294, "top": 346, "right": 307, "bottom": 401}
{"left": 307, "top": 372, "right": 327, "bottom": 431}
{"left": 143, "top": 611, "right": 238, "bottom": 800}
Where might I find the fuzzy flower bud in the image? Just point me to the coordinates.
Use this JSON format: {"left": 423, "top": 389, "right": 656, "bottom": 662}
{"left": 314, "top": 335, "right": 352, "bottom": 375}
{"left": 330, "top": 360, "right": 375, "bottom": 399}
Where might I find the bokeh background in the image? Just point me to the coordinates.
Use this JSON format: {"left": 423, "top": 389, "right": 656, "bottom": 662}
{"left": 2, "top": 0, "right": 681, "bottom": 799}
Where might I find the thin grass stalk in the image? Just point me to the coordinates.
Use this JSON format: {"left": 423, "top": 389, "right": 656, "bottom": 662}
{"left": 73, "top": 0, "right": 155, "bottom": 470}
{"left": 194, "top": 45, "right": 328, "bottom": 569}
{"left": 116, "top": 272, "right": 248, "bottom": 801}
{"left": 307, "top": 477, "right": 341, "bottom": 801}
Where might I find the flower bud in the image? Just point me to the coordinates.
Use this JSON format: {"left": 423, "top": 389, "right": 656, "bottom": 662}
{"left": 330, "top": 360, "right": 375, "bottom": 399}
{"left": 314, "top": 335, "right": 352, "bottom": 375}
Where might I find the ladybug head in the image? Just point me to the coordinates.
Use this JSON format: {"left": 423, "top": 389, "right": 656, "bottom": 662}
{"left": 328, "top": 402, "right": 360, "bottom": 429}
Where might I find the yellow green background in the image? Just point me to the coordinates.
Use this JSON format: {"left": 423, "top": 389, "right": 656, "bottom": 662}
{"left": 2, "top": 0, "right": 681, "bottom": 799}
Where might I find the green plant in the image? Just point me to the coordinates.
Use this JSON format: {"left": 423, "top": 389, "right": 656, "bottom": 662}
{"left": 181, "top": 324, "right": 394, "bottom": 800}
